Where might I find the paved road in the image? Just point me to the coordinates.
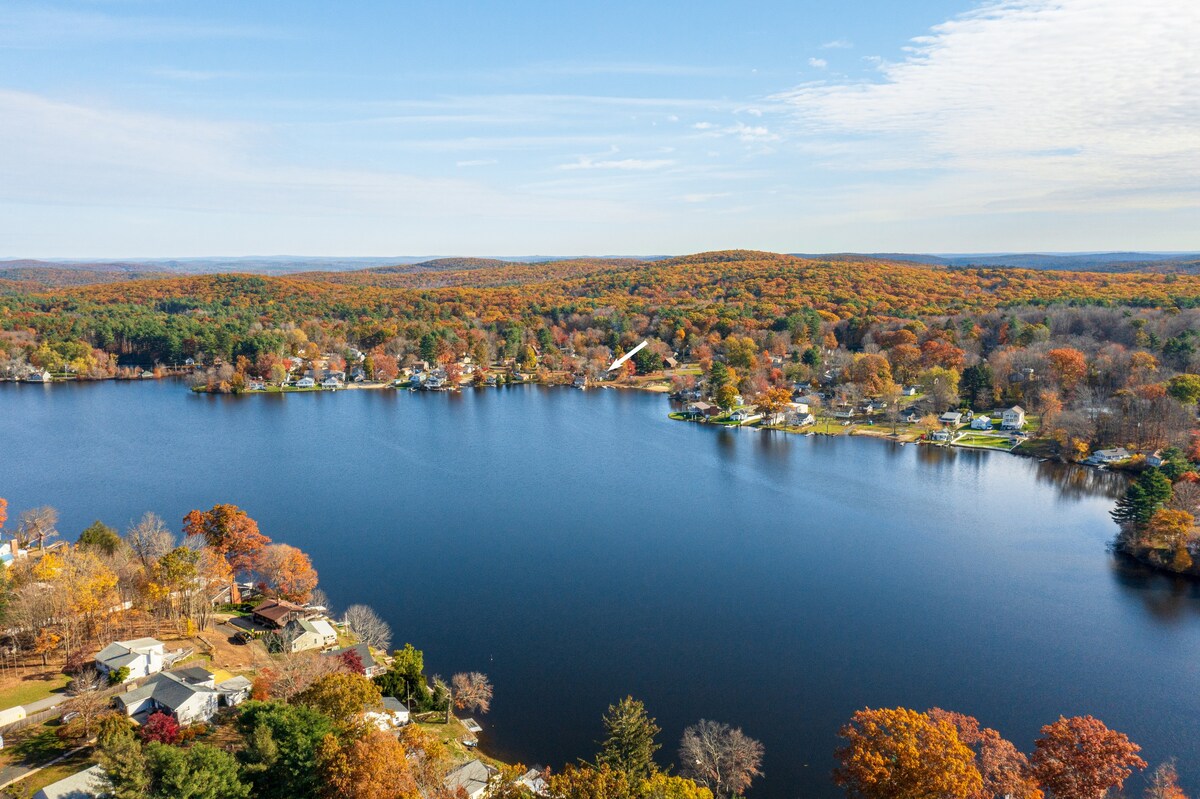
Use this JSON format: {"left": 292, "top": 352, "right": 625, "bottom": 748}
{"left": 20, "top": 693, "right": 67, "bottom": 715}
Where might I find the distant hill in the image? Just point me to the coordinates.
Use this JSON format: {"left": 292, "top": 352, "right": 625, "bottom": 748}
{"left": 0, "top": 261, "right": 171, "bottom": 289}
{"left": 365, "top": 257, "right": 515, "bottom": 274}
{"left": 793, "top": 252, "right": 1200, "bottom": 272}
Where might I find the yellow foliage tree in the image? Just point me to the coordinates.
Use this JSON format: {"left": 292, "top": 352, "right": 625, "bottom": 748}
{"left": 834, "top": 707, "right": 983, "bottom": 799}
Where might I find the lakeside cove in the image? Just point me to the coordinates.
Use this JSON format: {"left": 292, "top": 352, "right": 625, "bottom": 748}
{"left": 5, "top": 379, "right": 1199, "bottom": 799}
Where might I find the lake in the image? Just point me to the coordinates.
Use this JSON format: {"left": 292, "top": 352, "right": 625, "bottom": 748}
{"left": 3, "top": 380, "right": 1199, "bottom": 798}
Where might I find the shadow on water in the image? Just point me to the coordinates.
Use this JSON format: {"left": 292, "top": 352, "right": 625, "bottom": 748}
{"left": 1109, "top": 551, "right": 1200, "bottom": 622}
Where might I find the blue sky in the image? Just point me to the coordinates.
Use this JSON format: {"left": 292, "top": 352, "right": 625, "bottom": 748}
{"left": 1, "top": 0, "right": 1197, "bottom": 257}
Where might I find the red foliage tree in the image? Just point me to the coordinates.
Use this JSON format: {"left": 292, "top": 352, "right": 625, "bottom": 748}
{"left": 183, "top": 504, "right": 270, "bottom": 574}
{"left": 339, "top": 648, "right": 366, "bottom": 675}
{"left": 141, "top": 711, "right": 180, "bottom": 744}
{"left": 1031, "top": 715, "right": 1146, "bottom": 799}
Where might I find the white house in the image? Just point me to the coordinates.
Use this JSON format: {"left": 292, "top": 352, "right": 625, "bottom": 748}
{"left": 295, "top": 376, "right": 316, "bottom": 388}
{"left": 0, "top": 539, "right": 27, "bottom": 569}
{"left": 320, "top": 376, "right": 343, "bottom": 389}
{"left": 283, "top": 618, "right": 334, "bottom": 653}
{"left": 366, "top": 696, "right": 411, "bottom": 731}
{"left": 1088, "top": 447, "right": 1132, "bottom": 465}
{"left": 939, "top": 411, "right": 963, "bottom": 426}
{"left": 970, "top": 415, "right": 993, "bottom": 431}
{"left": 95, "top": 638, "right": 166, "bottom": 682}
{"left": 217, "top": 675, "right": 253, "bottom": 707}
{"left": 518, "top": 768, "right": 549, "bottom": 796}
{"left": 310, "top": 618, "right": 338, "bottom": 647}
{"left": 729, "top": 407, "right": 763, "bottom": 424}
{"left": 1001, "top": 405, "right": 1026, "bottom": 430}
{"left": 901, "top": 386, "right": 919, "bottom": 396}
{"left": 26, "top": 370, "right": 53, "bottom": 383}
{"left": 114, "top": 668, "right": 219, "bottom": 725}
{"left": 931, "top": 429, "right": 953, "bottom": 442}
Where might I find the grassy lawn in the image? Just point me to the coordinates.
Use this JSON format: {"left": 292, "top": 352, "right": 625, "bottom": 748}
{"left": 955, "top": 434, "right": 1014, "bottom": 450}
{"left": 415, "top": 716, "right": 480, "bottom": 762}
{"left": 0, "top": 673, "right": 69, "bottom": 711}
{"left": 0, "top": 722, "right": 76, "bottom": 771}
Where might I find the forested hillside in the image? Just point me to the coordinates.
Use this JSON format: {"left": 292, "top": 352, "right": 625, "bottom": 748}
{"left": 3, "top": 250, "right": 1200, "bottom": 468}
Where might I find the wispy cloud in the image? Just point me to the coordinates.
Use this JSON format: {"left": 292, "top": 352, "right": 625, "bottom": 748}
{"left": 694, "top": 122, "right": 781, "bottom": 143}
{"left": 774, "top": 0, "right": 1200, "bottom": 216}
{"left": 820, "top": 39, "right": 853, "bottom": 49}
{"left": 456, "top": 159, "right": 498, "bottom": 167}
{"left": 558, "top": 156, "right": 676, "bottom": 171}
{"left": 807, "top": 58, "right": 828, "bottom": 69}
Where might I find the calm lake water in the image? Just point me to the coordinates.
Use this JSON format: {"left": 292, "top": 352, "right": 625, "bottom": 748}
{"left": 3, "top": 380, "right": 1200, "bottom": 797}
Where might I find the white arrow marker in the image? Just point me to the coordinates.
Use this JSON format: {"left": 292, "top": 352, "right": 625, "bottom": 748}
{"left": 607, "top": 339, "right": 648, "bottom": 372}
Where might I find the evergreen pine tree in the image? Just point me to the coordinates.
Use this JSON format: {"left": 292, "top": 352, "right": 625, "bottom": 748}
{"left": 597, "top": 696, "right": 662, "bottom": 780}
{"left": 97, "top": 719, "right": 151, "bottom": 799}
{"left": 1111, "top": 469, "right": 1173, "bottom": 530}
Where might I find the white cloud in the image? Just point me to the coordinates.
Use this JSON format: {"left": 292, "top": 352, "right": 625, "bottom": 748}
{"left": 455, "top": 159, "right": 498, "bottom": 167}
{"left": 682, "top": 192, "right": 731, "bottom": 203}
{"left": 821, "top": 39, "right": 853, "bottom": 49}
{"left": 807, "top": 58, "right": 828, "bottom": 69}
{"left": 694, "top": 121, "right": 781, "bottom": 143}
{"left": 558, "top": 156, "right": 675, "bottom": 171}
{"left": 775, "top": 0, "right": 1200, "bottom": 217}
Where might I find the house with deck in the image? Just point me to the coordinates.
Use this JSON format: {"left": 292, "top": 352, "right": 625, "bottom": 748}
{"left": 939, "top": 411, "right": 963, "bottom": 426}
{"left": 366, "top": 696, "right": 411, "bottom": 731}
{"left": 252, "top": 598, "right": 308, "bottom": 629}
{"left": 95, "top": 638, "right": 166, "bottom": 682}
{"left": 283, "top": 617, "right": 337, "bottom": 652}
{"left": 970, "top": 415, "right": 993, "bottom": 430}
{"left": 1087, "top": 447, "right": 1132, "bottom": 465}
{"left": 1001, "top": 405, "right": 1026, "bottom": 430}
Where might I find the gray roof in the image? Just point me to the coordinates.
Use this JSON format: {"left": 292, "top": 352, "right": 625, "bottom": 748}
{"left": 33, "top": 764, "right": 105, "bottom": 799}
{"left": 381, "top": 696, "right": 408, "bottom": 713}
{"left": 174, "top": 666, "right": 214, "bottom": 684}
{"left": 445, "top": 759, "right": 495, "bottom": 795}
{"left": 323, "top": 642, "right": 377, "bottom": 669}
{"left": 218, "top": 675, "right": 253, "bottom": 692}
{"left": 95, "top": 637, "right": 162, "bottom": 668}
{"left": 115, "top": 670, "right": 216, "bottom": 713}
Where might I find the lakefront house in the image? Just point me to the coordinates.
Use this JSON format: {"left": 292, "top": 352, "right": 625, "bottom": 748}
{"left": 1001, "top": 405, "right": 1026, "bottom": 430}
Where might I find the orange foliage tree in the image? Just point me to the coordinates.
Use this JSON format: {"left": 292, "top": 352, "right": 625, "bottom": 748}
{"left": 1047, "top": 348, "right": 1089, "bottom": 396}
{"left": 183, "top": 504, "right": 270, "bottom": 574}
{"left": 256, "top": 543, "right": 319, "bottom": 603}
{"left": 317, "top": 730, "right": 416, "bottom": 799}
{"left": 1031, "top": 715, "right": 1145, "bottom": 799}
{"left": 928, "top": 708, "right": 1043, "bottom": 799}
{"left": 833, "top": 707, "right": 982, "bottom": 799}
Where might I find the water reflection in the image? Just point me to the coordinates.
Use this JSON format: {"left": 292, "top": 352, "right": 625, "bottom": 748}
{"left": 1034, "top": 460, "right": 1127, "bottom": 500}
